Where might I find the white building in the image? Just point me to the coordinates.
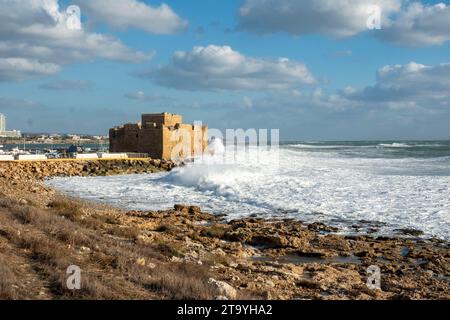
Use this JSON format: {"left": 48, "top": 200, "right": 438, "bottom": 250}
{"left": 0, "top": 113, "right": 5, "bottom": 133}
{"left": 0, "top": 113, "right": 21, "bottom": 138}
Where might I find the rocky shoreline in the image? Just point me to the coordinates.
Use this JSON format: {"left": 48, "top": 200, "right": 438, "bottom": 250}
{"left": 0, "top": 160, "right": 448, "bottom": 300}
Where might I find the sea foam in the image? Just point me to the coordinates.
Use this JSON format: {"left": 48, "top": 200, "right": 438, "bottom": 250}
{"left": 47, "top": 142, "right": 450, "bottom": 240}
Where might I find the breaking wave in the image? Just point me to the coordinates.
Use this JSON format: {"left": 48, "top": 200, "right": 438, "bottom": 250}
{"left": 47, "top": 141, "right": 450, "bottom": 240}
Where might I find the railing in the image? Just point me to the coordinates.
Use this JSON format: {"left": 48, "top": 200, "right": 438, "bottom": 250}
{"left": 126, "top": 153, "right": 149, "bottom": 159}
{"left": 0, "top": 152, "right": 150, "bottom": 161}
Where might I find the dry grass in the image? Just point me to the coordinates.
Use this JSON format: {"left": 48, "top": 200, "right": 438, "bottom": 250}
{"left": 47, "top": 197, "right": 84, "bottom": 221}
{"left": 152, "top": 241, "right": 184, "bottom": 258}
{"left": 107, "top": 224, "right": 141, "bottom": 239}
{"left": 148, "top": 263, "right": 216, "bottom": 300}
{"left": 0, "top": 192, "right": 218, "bottom": 300}
{"left": 0, "top": 255, "right": 19, "bottom": 299}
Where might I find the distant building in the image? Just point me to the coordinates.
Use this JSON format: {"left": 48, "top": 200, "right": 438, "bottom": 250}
{"left": 0, "top": 114, "right": 5, "bottom": 132}
{"left": 70, "top": 135, "right": 81, "bottom": 141}
{"left": 0, "top": 113, "right": 21, "bottom": 138}
{"left": 109, "top": 113, "right": 208, "bottom": 160}
{"left": 0, "top": 130, "right": 22, "bottom": 138}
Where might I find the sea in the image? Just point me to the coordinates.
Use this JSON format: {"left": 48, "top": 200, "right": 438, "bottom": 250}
{"left": 46, "top": 141, "right": 450, "bottom": 240}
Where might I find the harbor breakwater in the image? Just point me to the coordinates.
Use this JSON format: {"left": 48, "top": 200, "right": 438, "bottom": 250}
{"left": 0, "top": 158, "right": 175, "bottom": 182}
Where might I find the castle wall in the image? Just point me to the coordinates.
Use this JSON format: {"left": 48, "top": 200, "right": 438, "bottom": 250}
{"left": 109, "top": 124, "right": 142, "bottom": 153}
{"left": 110, "top": 113, "right": 208, "bottom": 160}
{"left": 137, "top": 128, "right": 163, "bottom": 159}
{"left": 161, "top": 124, "right": 208, "bottom": 160}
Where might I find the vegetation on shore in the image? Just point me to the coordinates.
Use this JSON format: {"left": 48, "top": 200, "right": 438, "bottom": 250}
{"left": 0, "top": 161, "right": 228, "bottom": 300}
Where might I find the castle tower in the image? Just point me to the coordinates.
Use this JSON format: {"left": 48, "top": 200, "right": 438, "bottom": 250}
{"left": 109, "top": 113, "right": 208, "bottom": 160}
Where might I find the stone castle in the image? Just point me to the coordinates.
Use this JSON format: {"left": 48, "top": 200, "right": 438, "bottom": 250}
{"left": 109, "top": 113, "right": 208, "bottom": 160}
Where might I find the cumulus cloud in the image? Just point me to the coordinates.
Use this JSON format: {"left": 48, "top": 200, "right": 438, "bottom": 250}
{"left": 342, "top": 62, "right": 450, "bottom": 109}
{"left": 143, "top": 45, "right": 316, "bottom": 91}
{"left": 0, "top": 58, "right": 60, "bottom": 82}
{"left": 379, "top": 2, "right": 450, "bottom": 46}
{"left": 206, "top": 61, "right": 450, "bottom": 139}
{"left": 238, "top": 0, "right": 401, "bottom": 38}
{"left": 334, "top": 50, "right": 352, "bottom": 57}
{"left": 124, "top": 90, "right": 167, "bottom": 101}
{"left": 225, "top": 61, "right": 450, "bottom": 114}
{"left": 0, "top": 0, "right": 151, "bottom": 82}
{"left": 40, "top": 80, "right": 92, "bottom": 91}
{"left": 79, "top": 0, "right": 188, "bottom": 34}
{"left": 238, "top": 0, "right": 450, "bottom": 46}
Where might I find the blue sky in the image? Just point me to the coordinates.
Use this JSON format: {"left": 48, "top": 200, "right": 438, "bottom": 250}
{"left": 0, "top": 0, "right": 449, "bottom": 140}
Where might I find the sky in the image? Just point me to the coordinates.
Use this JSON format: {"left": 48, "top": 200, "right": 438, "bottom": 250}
{"left": 0, "top": 0, "right": 449, "bottom": 140}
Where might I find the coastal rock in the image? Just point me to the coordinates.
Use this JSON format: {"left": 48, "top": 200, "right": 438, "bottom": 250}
{"left": 188, "top": 206, "right": 202, "bottom": 214}
{"left": 249, "top": 234, "right": 289, "bottom": 248}
{"left": 174, "top": 204, "right": 190, "bottom": 213}
{"left": 316, "top": 235, "right": 351, "bottom": 251}
{"left": 395, "top": 228, "right": 424, "bottom": 237}
{"left": 173, "top": 204, "right": 202, "bottom": 215}
{"left": 296, "top": 279, "right": 321, "bottom": 289}
{"left": 308, "top": 222, "right": 338, "bottom": 233}
{"left": 224, "top": 229, "right": 253, "bottom": 243}
{"left": 208, "top": 278, "right": 237, "bottom": 300}
{"left": 0, "top": 159, "right": 174, "bottom": 182}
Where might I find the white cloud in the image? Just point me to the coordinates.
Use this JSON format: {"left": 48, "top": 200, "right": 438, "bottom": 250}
{"left": 238, "top": 0, "right": 401, "bottom": 37}
{"left": 124, "top": 90, "right": 165, "bottom": 101}
{"left": 341, "top": 62, "right": 450, "bottom": 109}
{"left": 238, "top": 0, "right": 450, "bottom": 46}
{"left": 334, "top": 50, "right": 353, "bottom": 57}
{"left": 144, "top": 45, "right": 316, "bottom": 91}
{"left": 125, "top": 90, "right": 147, "bottom": 100}
{"left": 79, "top": 0, "right": 188, "bottom": 34}
{"left": 226, "top": 61, "right": 450, "bottom": 114}
{"left": 380, "top": 2, "right": 450, "bottom": 46}
{"left": 204, "top": 61, "right": 450, "bottom": 139}
{"left": 0, "top": 58, "right": 60, "bottom": 82}
{"left": 0, "top": 0, "right": 151, "bottom": 82}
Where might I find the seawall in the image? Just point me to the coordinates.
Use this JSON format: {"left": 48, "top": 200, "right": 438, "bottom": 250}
{"left": 0, "top": 158, "right": 175, "bottom": 182}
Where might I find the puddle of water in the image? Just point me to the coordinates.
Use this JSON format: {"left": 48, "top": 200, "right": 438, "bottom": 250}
{"left": 401, "top": 247, "right": 411, "bottom": 257}
{"left": 434, "top": 274, "right": 450, "bottom": 282}
{"left": 415, "top": 258, "right": 428, "bottom": 266}
{"left": 252, "top": 254, "right": 362, "bottom": 265}
{"left": 376, "top": 256, "right": 392, "bottom": 264}
{"left": 193, "top": 220, "right": 215, "bottom": 226}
